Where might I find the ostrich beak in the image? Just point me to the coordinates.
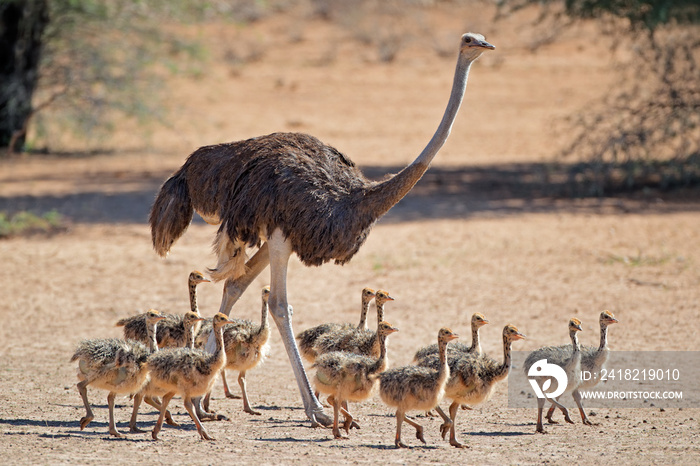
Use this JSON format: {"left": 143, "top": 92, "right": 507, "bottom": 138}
{"left": 473, "top": 39, "right": 495, "bottom": 50}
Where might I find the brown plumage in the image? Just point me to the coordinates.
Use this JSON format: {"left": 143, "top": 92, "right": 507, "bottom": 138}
{"left": 201, "top": 286, "right": 271, "bottom": 415}
{"left": 296, "top": 287, "right": 376, "bottom": 364}
{"left": 116, "top": 271, "right": 210, "bottom": 348}
{"left": 544, "top": 311, "right": 619, "bottom": 426}
{"left": 312, "top": 321, "right": 398, "bottom": 439}
{"left": 413, "top": 312, "right": 489, "bottom": 363}
{"left": 524, "top": 318, "right": 583, "bottom": 433}
{"left": 312, "top": 290, "right": 395, "bottom": 359}
{"left": 419, "top": 324, "right": 525, "bottom": 448}
{"left": 146, "top": 313, "right": 233, "bottom": 441}
{"left": 379, "top": 327, "right": 459, "bottom": 448}
{"left": 70, "top": 309, "right": 164, "bottom": 437}
{"left": 149, "top": 33, "right": 494, "bottom": 426}
{"left": 128, "top": 311, "right": 204, "bottom": 433}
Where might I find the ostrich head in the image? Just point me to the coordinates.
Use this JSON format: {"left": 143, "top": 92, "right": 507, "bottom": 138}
{"left": 569, "top": 318, "right": 583, "bottom": 333}
{"left": 377, "top": 321, "right": 399, "bottom": 337}
{"left": 183, "top": 311, "right": 204, "bottom": 327}
{"left": 438, "top": 327, "right": 460, "bottom": 344}
{"left": 145, "top": 309, "right": 165, "bottom": 326}
{"left": 459, "top": 33, "right": 495, "bottom": 61}
{"left": 503, "top": 324, "right": 526, "bottom": 342}
{"left": 599, "top": 310, "right": 619, "bottom": 328}
{"left": 471, "top": 313, "right": 490, "bottom": 329}
{"left": 362, "top": 287, "right": 377, "bottom": 302}
{"left": 189, "top": 270, "right": 211, "bottom": 285}
{"left": 375, "top": 290, "right": 394, "bottom": 306}
{"left": 261, "top": 285, "right": 271, "bottom": 302}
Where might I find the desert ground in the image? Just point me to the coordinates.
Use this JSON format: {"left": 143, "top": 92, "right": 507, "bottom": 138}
{"left": 1, "top": 3, "right": 699, "bottom": 465}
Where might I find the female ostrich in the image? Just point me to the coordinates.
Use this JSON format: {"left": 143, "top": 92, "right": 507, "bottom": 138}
{"left": 149, "top": 33, "right": 494, "bottom": 426}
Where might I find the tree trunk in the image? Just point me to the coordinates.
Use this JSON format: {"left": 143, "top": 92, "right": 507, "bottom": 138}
{"left": 0, "top": 0, "right": 48, "bottom": 154}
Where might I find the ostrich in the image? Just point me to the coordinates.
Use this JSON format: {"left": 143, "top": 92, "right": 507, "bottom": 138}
{"left": 413, "top": 312, "right": 489, "bottom": 363}
{"left": 524, "top": 318, "right": 583, "bottom": 433}
{"left": 128, "top": 311, "right": 204, "bottom": 432}
{"left": 379, "top": 327, "right": 459, "bottom": 448}
{"left": 311, "top": 321, "right": 399, "bottom": 439}
{"left": 149, "top": 33, "right": 494, "bottom": 426}
{"left": 419, "top": 324, "right": 525, "bottom": 448}
{"left": 70, "top": 309, "right": 164, "bottom": 437}
{"left": 297, "top": 287, "right": 376, "bottom": 364}
{"left": 116, "top": 270, "right": 210, "bottom": 348}
{"left": 147, "top": 313, "right": 234, "bottom": 441}
{"left": 545, "top": 311, "right": 618, "bottom": 426}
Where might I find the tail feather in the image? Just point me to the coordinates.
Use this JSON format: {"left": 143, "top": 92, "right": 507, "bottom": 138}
{"left": 149, "top": 171, "right": 194, "bottom": 257}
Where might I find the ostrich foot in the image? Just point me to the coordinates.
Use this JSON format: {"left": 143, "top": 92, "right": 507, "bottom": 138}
{"left": 109, "top": 429, "right": 126, "bottom": 438}
{"left": 79, "top": 415, "right": 94, "bottom": 430}
{"left": 415, "top": 426, "right": 426, "bottom": 444}
{"left": 439, "top": 421, "right": 453, "bottom": 440}
{"left": 450, "top": 439, "right": 469, "bottom": 449}
{"left": 309, "top": 409, "right": 333, "bottom": 428}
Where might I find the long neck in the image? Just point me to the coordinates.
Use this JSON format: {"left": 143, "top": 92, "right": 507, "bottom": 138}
{"left": 494, "top": 335, "right": 513, "bottom": 381}
{"left": 471, "top": 324, "right": 481, "bottom": 354}
{"left": 598, "top": 323, "right": 609, "bottom": 351}
{"left": 259, "top": 299, "right": 269, "bottom": 334}
{"left": 147, "top": 322, "right": 159, "bottom": 352}
{"left": 210, "top": 325, "right": 227, "bottom": 366}
{"left": 358, "top": 298, "right": 371, "bottom": 329}
{"left": 570, "top": 330, "right": 580, "bottom": 353}
{"left": 437, "top": 339, "right": 451, "bottom": 384}
{"left": 184, "top": 323, "right": 196, "bottom": 349}
{"left": 370, "top": 333, "right": 389, "bottom": 374}
{"left": 376, "top": 300, "right": 385, "bottom": 323}
{"left": 361, "top": 56, "right": 475, "bottom": 219}
{"left": 189, "top": 280, "right": 200, "bottom": 316}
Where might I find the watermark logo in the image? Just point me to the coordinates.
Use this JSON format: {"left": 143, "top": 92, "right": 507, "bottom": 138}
{"left": 527, "top": 359, "right": 568, "bottom": 399}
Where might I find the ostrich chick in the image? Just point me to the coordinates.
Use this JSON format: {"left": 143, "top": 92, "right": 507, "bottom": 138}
{"left": 420, "top": 324, "right": 525, "bottom": 448}
{"left": 297, "top": 287, "right": 376, "bottom": 364}
{"left": 70, "top": 309, "right": 165, "bottom": 437}
{"left": 116, "top": 271, "right": 210, "bottom": 348}
{"left": 545, "top": 311, "right": 619, "bottom": 426}
{"left": 313, "top": 290, "right": 395, "bottom": 359}
{"left": 201, "top": 286, "right": 271, "bottom": 415}
{"left": 312, "top": 321, "right": 398, "bottom": 439}
{"left": 414, "top": 312, "right": 489, "bottom": 362}
{"left": 146, "top": 313, "right": 233, "bottom": 441}
{"left": 524, "top": 318, "right": 583, "bottom": 433}
{"left": 128, "top": 311, "right": 204, "bottom": 432}
{"left": 379, "top": 327, "right": 459, "bottom": 448}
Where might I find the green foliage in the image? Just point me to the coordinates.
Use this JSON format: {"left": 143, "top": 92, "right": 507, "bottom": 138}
{"left": 0, "top": 209, "right": 66, "bottom": 238}
{"left": 33, "top": 0, "right": 212, "bottom": 146}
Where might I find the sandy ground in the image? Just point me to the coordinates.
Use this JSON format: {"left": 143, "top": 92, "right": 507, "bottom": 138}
{"left": 1, "top": 4, "right": 699, "bottom": 465}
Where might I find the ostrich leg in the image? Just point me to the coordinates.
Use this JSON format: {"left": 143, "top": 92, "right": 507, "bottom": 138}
{"left": 218, "top": 242, "right": 270, "bottom": 316}
{"left": 199, "top": 243, "right": 270, "bottom": 420}
{"left": 266, "top": 229, "right": 332, "bottom": 427}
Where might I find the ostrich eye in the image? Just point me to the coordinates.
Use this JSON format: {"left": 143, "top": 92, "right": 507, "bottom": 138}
{"left": 465, "top": 37, "right": 472, "bottom": 43}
